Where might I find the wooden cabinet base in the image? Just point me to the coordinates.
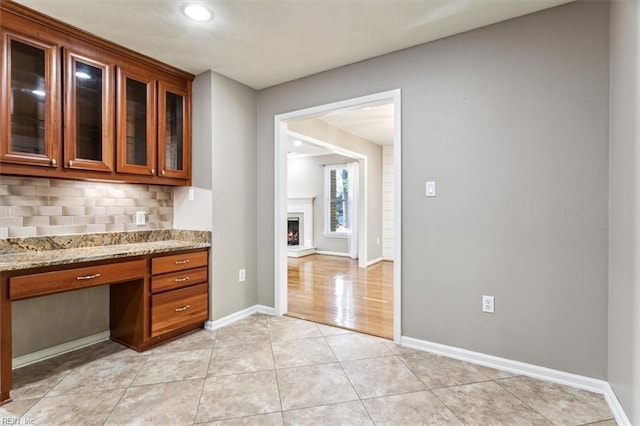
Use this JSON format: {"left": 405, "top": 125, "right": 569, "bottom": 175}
{"left": 113, "top": 323, "right": 205, "bottom": 353}
{"left": 0, "top": 247, "right": 209, "bottom": 405}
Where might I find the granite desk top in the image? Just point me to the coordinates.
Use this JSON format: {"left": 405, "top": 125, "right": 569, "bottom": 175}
{"left": 0, "top": 230, "right": 211, "bottom": 272}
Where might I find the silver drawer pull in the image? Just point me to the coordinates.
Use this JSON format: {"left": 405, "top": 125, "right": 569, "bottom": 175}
{"left": 174, "top": 260, "right": 190, "bottom": 265}
{"left": 174, "top": 276, "right": 190, "bottom": 282}
{"left": 175, "top": 305, "right": 190, "bottom": 312}
{"left": 76, "top": 273, "right": 101, "bottom": 281}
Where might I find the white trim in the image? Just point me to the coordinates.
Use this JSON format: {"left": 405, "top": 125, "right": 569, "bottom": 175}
{"left": 323, "top": 233, "right": 350, "bottom": 239}
{"left": 314, "top": 250, "right": 351, "bottom": 257}
{"left": 275, "top": 89, "right": 402, "bottom": 342}
{"left": 255, "top": 304, "right": 277, "bottom": 315}
{"left": 401, "top": 335, "right": 630, "bottom": 424}
{"left": 392, "top": 91, "right": 402, "bottom": 344}
{"left": 205, "top": 304, "right": 276, "bottom": 330}
{"left": 603, "top": 384, "right": 632, "bottom": 426}
{"left": 366, "top": 257, "right": 385, "bottom": 267}
{"left": 12, "top": 330, "right": 110, "bottom": 369}
{"left": 401, "top": 336, "right": 607, "bottom": 392}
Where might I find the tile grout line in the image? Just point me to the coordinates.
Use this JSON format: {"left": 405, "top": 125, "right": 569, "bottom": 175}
{"left": 492, "top": 378, "right": 559, "bottom": 425}
{"left": 192, "top": 331, "right": 218, "bottom": 425}
{"left": 321, "top": 328, "right": 374, "bottom": 423}
{"left": 427, "top": 384, "right": 468, "bottom": 426}
{"left": 101, "top": 348, "right": 152, "bottom": 425}
{"left": 266, "top": 316, "right": 286, "bottom": 416}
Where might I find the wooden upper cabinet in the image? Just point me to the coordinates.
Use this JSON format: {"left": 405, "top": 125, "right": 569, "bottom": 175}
{"left": 116, "top": 67, "right": 157, "bottom": 176}
{"left": 158, "top": 80, "right": 191, "bottom": 180}
{"left": 63, "top": 49, "right": 114, "bottom": 172}
{"left": 0, "top": 30, "right": 60, "bottom": 167}
{"left": 0, "top": 1, "right": 194, "bottom": 185}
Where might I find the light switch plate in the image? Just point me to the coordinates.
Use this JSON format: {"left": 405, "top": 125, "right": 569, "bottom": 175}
{"left": 135, "top": 211, "right": 146, "bottom": 225}
{"left": 426, "top": 181, "right": 436, "bottom": 197}
{"left": 188, "top": 188, "right": 195, "bottom": 201}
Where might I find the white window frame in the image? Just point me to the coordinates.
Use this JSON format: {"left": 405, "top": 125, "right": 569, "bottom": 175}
{"left": 324, "top": 164, "right": 351, "bottom": 238}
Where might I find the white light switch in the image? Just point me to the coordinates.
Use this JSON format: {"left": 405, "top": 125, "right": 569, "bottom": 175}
{"left": 188, "top": 188, "right": 195, "bottom": 201}
{"left": 426, "top": 181, "right": 436, "bottom": 197}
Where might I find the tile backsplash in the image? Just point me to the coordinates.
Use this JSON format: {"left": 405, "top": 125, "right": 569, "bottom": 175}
{"left": 0, "top": 176, "right": 173, "bottom": 238}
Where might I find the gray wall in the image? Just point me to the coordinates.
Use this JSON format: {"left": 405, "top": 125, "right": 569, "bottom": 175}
{"left": 258, "top": 1, "right": 610, "bottom": 378}
{"left": 608, "top": 0, "right": 639, "bottom": 422}
{"left": 211, "top": 72, "right": 259, "bottom": 319}
{"left": 174, "top": 71, "right": 213, "bottom": 232}
{"left": 288, "top": 154, "right": 354, "bottom": 254}
{"left": 174, "top": 70, "right": 258, "bottom": 320}
{"left": 13, "top": 287, "right": 108, "bottom": 357}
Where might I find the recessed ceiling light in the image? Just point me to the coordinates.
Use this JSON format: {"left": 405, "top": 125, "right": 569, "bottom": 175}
{"left": 31, "top": 89, "right": 45, "bottom": 97}
{"left": 75, "top": 71, "right": 91, "bottom": 80}
{"left": 294, "top": 140, "right": 303, "bottom": 147}
{"left": 183, "top": 4, "right": 212, "bottom": 21}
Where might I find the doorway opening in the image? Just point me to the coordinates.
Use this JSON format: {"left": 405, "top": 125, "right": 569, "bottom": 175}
{"left": 274, "top": 89, "right": 401, "bottom": 342}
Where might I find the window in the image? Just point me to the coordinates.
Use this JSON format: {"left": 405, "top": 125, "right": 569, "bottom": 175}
{"left": 325, "top": 164, "right": 351, "bottom": 235}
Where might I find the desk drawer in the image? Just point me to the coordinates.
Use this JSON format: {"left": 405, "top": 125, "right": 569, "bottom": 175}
{"left": 151, "top": 267, "right": 207, "bottom": 294}
{"left": 151, "top": 250, "right": 208, "bottom": 275}
{"left": 9, "top": 259, "right": 146, "bottom": 300}
{"left": 151, "top": 283, "right": 208, "bottom": 337}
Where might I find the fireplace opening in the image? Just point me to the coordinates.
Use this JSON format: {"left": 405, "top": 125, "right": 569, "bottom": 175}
{"left": 288, "top": 217, "right": 300, "bottom": 246}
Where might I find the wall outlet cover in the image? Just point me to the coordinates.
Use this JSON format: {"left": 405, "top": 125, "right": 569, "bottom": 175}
{"left": 482, "top": 295, "right": 495, "bottom": 314}
{"left": 135, "top": 211, "right": 146, "bottom": 225}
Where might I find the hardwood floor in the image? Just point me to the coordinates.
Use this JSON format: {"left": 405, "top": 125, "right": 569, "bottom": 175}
{"left": 287, "top": 254, "right": 394, "bottom": 339}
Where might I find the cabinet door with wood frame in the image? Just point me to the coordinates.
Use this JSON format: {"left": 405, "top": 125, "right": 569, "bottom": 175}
{"left": 116, "top": 66, "right": 156, "bottom": 176}
{"left": 0, "top": 30, "right": 60, "bottom": 167}
{"left": 158, "top": 80, "right": 190, "bottom": 180}
{"left": 63, "top": 49, "right": 114, "bottom": 172}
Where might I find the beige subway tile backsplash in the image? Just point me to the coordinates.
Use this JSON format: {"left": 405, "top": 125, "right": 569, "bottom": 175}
{"left": 0, "top": 177, "right": 174, "bottom": 238}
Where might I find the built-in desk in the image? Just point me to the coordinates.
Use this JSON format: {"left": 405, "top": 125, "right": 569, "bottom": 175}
{"left": 0, "top": 230, "right": 211, "bottom": 405}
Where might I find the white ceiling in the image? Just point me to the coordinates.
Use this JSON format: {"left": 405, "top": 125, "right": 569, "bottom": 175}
{"left": 17, "top": 0, "right": 572, "bottom": 90}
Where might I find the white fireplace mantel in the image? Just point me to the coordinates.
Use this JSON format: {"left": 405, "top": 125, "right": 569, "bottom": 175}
{"left": 288, "top": 197, "right": 314, "bottom": 251}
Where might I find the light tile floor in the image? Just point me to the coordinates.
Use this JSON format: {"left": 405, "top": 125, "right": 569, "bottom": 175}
{"left": 1, "top": 314, "right": 617, "bottom": 425}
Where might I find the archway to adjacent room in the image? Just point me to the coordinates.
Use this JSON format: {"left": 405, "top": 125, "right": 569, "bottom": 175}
{"left": 274, "top": 89, "right": 401, "bottom": 342}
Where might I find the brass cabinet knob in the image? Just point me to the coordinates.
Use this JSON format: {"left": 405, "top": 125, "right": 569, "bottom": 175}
{"left": 50, "top": 158, "right": 57, "bottom": 167}
{"left": 68, "top": 160, "right": 74, "bottom": 167}
{"left": 161, "top": 170, "right": 165, "bottom": 176}
{"left": 150, "top": 168, "right": 155, "bottom": 175}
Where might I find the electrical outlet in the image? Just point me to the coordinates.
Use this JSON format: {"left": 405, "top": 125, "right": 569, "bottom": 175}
{"left": 239, "top": 269, "right": 246, "bottom": 282}
{"left": 188, "top": 188, "right": 195, "bottom": 201}
{"left": 135, "top": 211, "right": 146, "bottom": 225}
{"left": 482, "top": 295, "right": 495, "bottom": 314}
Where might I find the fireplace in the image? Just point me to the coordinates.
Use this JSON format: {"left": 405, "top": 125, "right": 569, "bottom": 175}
{"left": 287, "top": 217, "right": 300, "bottom": 246}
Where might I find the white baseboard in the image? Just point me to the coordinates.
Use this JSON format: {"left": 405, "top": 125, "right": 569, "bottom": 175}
{"left": 12, "top": 331, "right": 110, "bottom": 369}
{"left": 366, "top": 257, "right": 384, "bottom": 267}
{"left": 314, "top": 250, "right": 350, "bottom": 257}
{"left": 205, "top": 304, "right": 276, "bottom": 330}
{"left": 401, "top": 336, "right": 630, "bottom": 424}
{"left": 255, "top": 304, "right": 276, "bottom": 315}
{"left": 603, "top": 383, "right": 632, "bottom": 426}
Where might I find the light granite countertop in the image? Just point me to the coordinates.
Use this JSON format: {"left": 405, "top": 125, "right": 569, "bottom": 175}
{"left": 0, "top": 230, "right": 211, "bottom": 272}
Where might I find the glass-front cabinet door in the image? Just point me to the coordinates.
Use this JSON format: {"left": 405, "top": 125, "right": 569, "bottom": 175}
{"left": 116, "top": 67, "right": 156, "bottom": 176}
{"left": 0, "top": 31, "right": 59, "bottom": 167}
{"left": 64, "top": 49, "right": 113, "bottom": 172}
{"left": 158, "top": 81, "right": 190, "bottom": 180}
